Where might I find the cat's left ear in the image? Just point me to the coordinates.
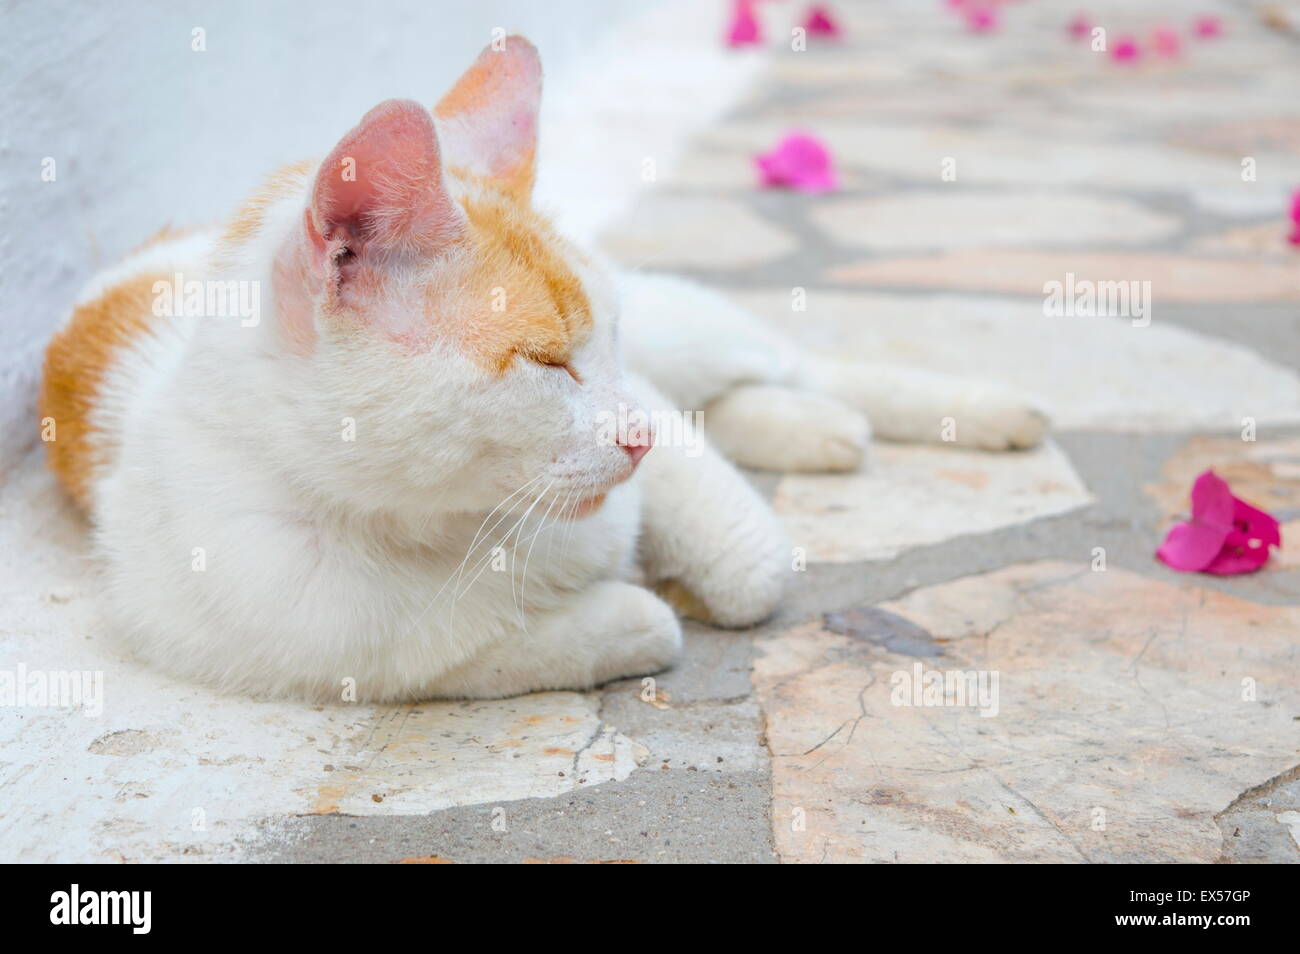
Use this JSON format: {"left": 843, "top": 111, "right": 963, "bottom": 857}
{"left": 434, "top": 36, "right": 541, "bottom": 199}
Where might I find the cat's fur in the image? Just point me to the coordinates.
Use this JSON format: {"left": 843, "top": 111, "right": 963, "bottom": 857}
{"left": 39, "top": 38, "right": 1046, "bottom": 702}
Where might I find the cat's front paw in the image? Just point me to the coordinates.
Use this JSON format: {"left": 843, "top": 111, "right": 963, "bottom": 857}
{"left": 953, "top": 385, "right": 1050, "bottom": 451}
{"left": 661, "top": 518, "right": 789, "bottom": 629}
{"left": 592, "top": 585, "right": 683, "bottom": 684}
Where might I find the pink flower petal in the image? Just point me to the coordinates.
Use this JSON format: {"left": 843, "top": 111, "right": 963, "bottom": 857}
{"left": 1230, "top": 496, "right": 1281, "bottom": 549}
{"left": 1193, "top": 15, "right": 1223, "bottom": 38}
{"left": 1067, "top": 16, "right": 1092, "bottom": 41}
{"left": 1157, "top": 470, "right": 1282, "bottom": 575}
{"left": 726, "top": 0, "right": 762, "bottom": 48}
{"left": 1157, "top": 521, "right": 1231, "bottom": 571}
{"left": 965, "top": 7, "right": 999, "bottom": 32}
{"left": 755, "top": 133, "right": 838, "bottom": 194}
{"left": 803, "top": 5, "right": 841, "bottom": 39}
{"left": 1112, "top": 36, "right": 1142, "bottom": 62}
{"left": 1202, "top": 539, "right": 1271, "bottom": 575}
{"left": 1151, "top": 26, "right": 1182, "bottom": 57}
{"left": 1189, "top": 469, "right": 1235, "bottom": 531}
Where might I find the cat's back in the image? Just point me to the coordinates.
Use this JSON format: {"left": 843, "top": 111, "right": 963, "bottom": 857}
{"left": 40, "top": 227, "right": 217, "bottom": 510}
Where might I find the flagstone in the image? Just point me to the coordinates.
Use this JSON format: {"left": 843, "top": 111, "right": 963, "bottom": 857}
{"left": 811, "top": 192, "right": 1179, "bottom": 252}
{"left": 1191, "top": 186, "right": 1294, "bottom": 218}
{"left": 829, "top": 250, "right": 1300, "bottom": 303}
{"left": 1169, "top": 117, "right": 1300, "bottom": 157}
{"left": 731, "top": 289, "right": 1300, "bottom": 431}
{"left": 1193, "top": 221, "right": 1295, "bottom": 256}
{"left": 771, "top": 441, "right": 1091, "bottom": 563}
{"left": 753, "top": 561, "right": 1300, "bottom": 863}
{"left": 1275, "top": 521, "right": 1300, "bottom": 570}
{"left": 600, "top": 195, "right": 796, "bottom": 269}
{"left": 1063, "top": 71, "right": 1300, "bottom": 123}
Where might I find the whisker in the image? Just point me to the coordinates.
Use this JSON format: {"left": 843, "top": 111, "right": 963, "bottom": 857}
{"left": 508, "top": 479, "right": 555, "bottom": 620}
{"left": 517, "top": 489, "right": 564, "bottom": 630}
{"left": 401, "top": 473, "right": 544, "bottom": 637}
{"left": 451, "top": 473, "right": 545, "bottom": 592}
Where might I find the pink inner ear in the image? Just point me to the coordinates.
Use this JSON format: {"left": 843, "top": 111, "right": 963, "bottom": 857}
{"left": 435, "top": 37, "right": 542, "bottom": 192}
{"left": 310, "top": 99, "right": 462, "bottom": 257}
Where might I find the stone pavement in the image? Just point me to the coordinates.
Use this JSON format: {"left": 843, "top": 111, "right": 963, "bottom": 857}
{"left": 4, "top": 0, "right": 1300, "bottom": 863}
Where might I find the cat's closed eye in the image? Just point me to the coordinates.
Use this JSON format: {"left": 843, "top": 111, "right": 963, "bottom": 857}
{"left": 541, "top": 361, "right": 582, "bottom": 384}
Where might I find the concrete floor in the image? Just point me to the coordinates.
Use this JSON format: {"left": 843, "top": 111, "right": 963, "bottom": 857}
{"left": 4, "top": 0, "right": 1300, "bottom": 863}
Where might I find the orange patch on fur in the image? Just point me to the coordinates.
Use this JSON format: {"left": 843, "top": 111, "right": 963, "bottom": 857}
{"left": 435, "top": 64, "right": 496, "bottom": 120}
{"left": 215, "top": 159, "right": 315, "bottom": 261}
{"left": 39, "top": 273, "right": 165, "bottom": 509}
{"left": 442, "top": 188, "right": 592, "bottom": 373}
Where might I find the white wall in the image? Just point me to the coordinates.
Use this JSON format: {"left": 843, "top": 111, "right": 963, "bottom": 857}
{"left": 1, "top": 0, "right": 718, "bottom": 460}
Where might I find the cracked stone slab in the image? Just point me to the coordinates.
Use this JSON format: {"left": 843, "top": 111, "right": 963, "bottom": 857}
{"left": 772, "top": 440, "right": 1091, "bottom": 564}
{"left": 752, "top": 561, "right": 1300, "bottom": 863}
{"left": 1217, "top": 766, "right": 1300, "bottom": 862}
{"left": 0, "top": 454, "right": 647, "bottom": 862}
{"left": 733, "top": 290, "right": 1300, "bottom": 431}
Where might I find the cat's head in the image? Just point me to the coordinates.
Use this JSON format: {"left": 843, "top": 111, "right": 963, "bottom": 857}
{"left": 260, "top": 38, "right": 650, "bottom": 517}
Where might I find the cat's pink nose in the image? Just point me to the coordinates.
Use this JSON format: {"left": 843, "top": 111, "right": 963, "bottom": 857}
{"left": 619, "top": 430, "right": 654, "bottom": 470}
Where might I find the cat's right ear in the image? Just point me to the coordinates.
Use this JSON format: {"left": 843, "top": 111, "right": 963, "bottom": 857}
{"left": 305, "top": 99, "right": 465, "bottom": 285}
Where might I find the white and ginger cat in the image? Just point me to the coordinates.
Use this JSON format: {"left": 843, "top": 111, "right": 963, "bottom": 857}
{"left": 40, "top": 38, "right": 1046, "bottom": 702}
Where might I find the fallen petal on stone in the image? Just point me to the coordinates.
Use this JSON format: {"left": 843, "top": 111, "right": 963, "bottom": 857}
{"left": 1157, "top": 469, "right": 1281, "bottom": 574}
{"left": 726, "top": 0, "right": 763, "bottom": 48}
{"left": 755, "top": 132, "right": 838, "bottom": 193}
{"left": 1157, "top": 521, "right": 1229, "bottom": 571}
{"left": 1067, "top": 14, "right": 1092, "bottom": 41}
{"left": 1189, "top": 469, "right": 1235, "bottom": 531}
{"left": 1152, "top": 26, "right": 1182, "bottom": 57}
{"left": 803, "top": 5, "right": 841, "bottom": 39}
{"left": 1193, "top": 15, "right": 1224, "bottom": 39}
{"left": 1112, "top": 36, "right": 1142, "bottom": 62}
{"left": 965, "top": 7, "right": 1000, "bottom": 33}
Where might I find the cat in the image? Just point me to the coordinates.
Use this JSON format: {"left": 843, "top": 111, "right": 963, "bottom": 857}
{"left": 39, "top": 37, "right": 1046, "bottom": 702}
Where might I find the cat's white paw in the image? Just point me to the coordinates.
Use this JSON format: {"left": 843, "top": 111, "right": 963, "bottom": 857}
{"left": 690, "top": 516, "right": 789, "bottom": 628}
{"left": 591, "top": 585, "right": 683, "bottom": 684}
{"left": 951, "top": 385, "right": 1050, "bottom": 451}
{"left": 705, "top": 385, "right": 871, "bottom": 473}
